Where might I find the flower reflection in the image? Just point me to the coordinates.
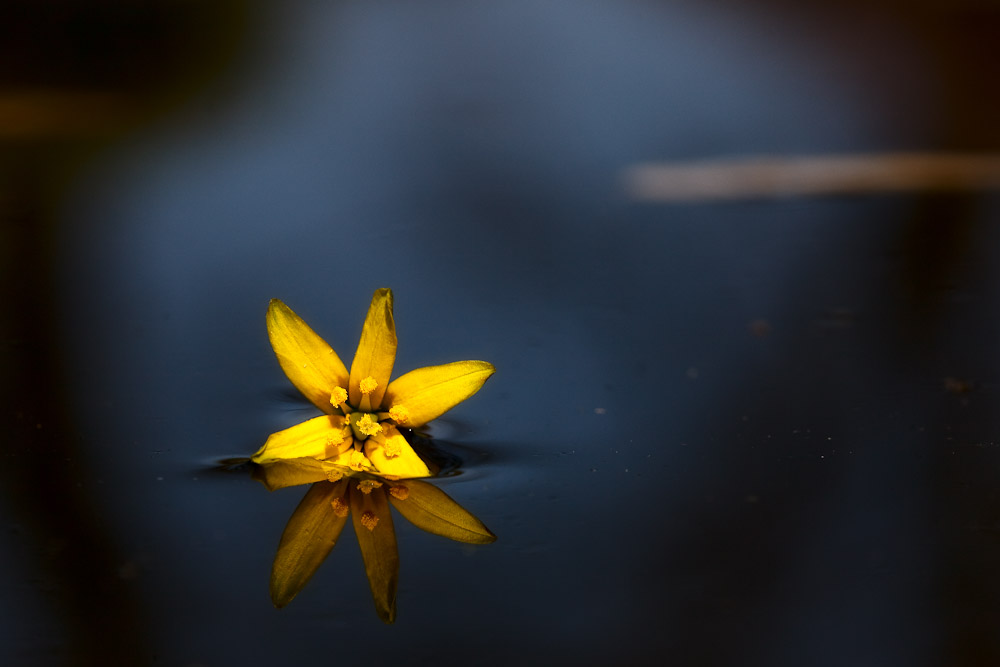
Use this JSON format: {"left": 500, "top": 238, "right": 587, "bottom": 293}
{"left": 252, "top": 288, "right": 495, "bottom": 479}
{"left": 251, "top": 289, "right": 496, "bottom": 622}
{"left": 254, "top": 462, "right": 495, "bottom": 623}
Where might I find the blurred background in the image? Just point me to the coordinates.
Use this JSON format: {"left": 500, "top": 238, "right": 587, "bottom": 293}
{"left": 2, "top": 1, "right": 999, "bottom": 665}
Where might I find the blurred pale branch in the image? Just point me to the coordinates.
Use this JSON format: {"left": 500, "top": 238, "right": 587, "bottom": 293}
{"left": 624, "top": 153, "right": 1000, "bottom": 201}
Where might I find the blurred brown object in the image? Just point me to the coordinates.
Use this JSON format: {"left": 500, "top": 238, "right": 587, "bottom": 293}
{"left": 0, "top": 1, "right": 248, "bottom": 144}
{"left": 943, "top": 377, "right": 974, "bottom": 394}
{"left": 0, "top": 2, "right": 251, "bottom": 664}
{"left": 0, "top": 91, "right": 135, "bottom": 139}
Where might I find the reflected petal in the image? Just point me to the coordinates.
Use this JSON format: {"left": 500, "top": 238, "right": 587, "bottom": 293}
{"left": 251, "top": 414, "right": 349, "bottom": 464}
{"left": 364, "top": 424, "right": 431, "bottom": 479}
{"left": 348, "top": 288, "right": 396, "bottom": 411}
{"left": 350, "top": 486, "right": 398, "bottom": 623}
{"left": 253, "top": 457, "right": 347, "bottom": 491}
{"left": 271, "top": 480, "right": 350, "bottom": 607}
{"left": 388, "top": 480, "right": 496, "bottom": 544}
{"left": 267, "top": 299, "right": 350, "bottom": 413}
{"left": 383, "top": 360, "right": 495, "bottom": 427}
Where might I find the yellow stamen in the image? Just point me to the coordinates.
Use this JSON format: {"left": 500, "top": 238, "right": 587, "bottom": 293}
{"left": 329, "top": 386, "right": 348, "bottom": 409}
{"left": 388, "top": 404, "right": 410, "bottom": 424}
{"left": 348, "top": 450, "right": 371, "bottom": 471}
{"left": 359, "top": 376, "right": 378, "bottom": 395}
{"left": 388, "top": 485, "right": 409, "bottom": 500}
{"left": 325, "top": 469, "right": 344, "bottom": 483}
{"left": 360, "top": 510, "right": 379, "bottom": 531}
{"left": 383, "top": 438, "right": 401, "bottom": 458}
{"left": 356, "top": 479, "right": 383, "bottom": 494}
{"left": 356, "top": 413, "right": 381, "bottom": 437}
{"left": 325, "top": 429, "right": 351, "bottom": 458}
{"left": 330, "top": 497, "right": 349, "bottom": 517}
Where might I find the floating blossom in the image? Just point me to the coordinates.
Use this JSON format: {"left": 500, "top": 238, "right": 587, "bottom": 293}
{"left": 252, "top": 288, "right": 495, "bottom": 481}
{"left": 251, "top": 289, "right": 496, "bottom": 622}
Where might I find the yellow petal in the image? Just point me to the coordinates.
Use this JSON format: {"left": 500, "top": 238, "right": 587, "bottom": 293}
{"left": 271, "top": 480, "right": 350, "bottom": 607}
{"left": 364, "top": 424, "right": 431, "bottom": 479}
{"left": 267, "top": 299, "right": 350, "bottom": 413}
{"left": 388, "top": 480, "right": 496, "bottom": 544}
{"left": 383, "top": 360, "right": 495, "bottom": 427}
{"left": 252, "top": 457, "right": 344, "bottom": 491}
{"left": 350, "top": 486, "right": 398, "bottom": 623}
{"left": 251, "top": 415, "right": 349, "bottom": 464}
{"left": 348, "top": 288, "right": 396, "bottom": 411}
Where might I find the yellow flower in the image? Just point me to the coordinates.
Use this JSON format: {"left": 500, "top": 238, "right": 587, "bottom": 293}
{"left": 265, "top": 473, "right": 496, "bottom": 623}
{"left": 252, "top": 288, "right": 495, "bottom": 480}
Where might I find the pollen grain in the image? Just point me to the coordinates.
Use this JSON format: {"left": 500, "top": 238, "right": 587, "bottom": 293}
{"left": 330, "top": 497, "right": 349, "bottom": 517}
{"left": 359, "top": 376, "right": 378, "bottom": 395}
{"left": 329, "top": 386, "right": 349, "bottom": 408}
{"left": 388, "top": 404, "right": 410, "bottom": 424}
{"left": 356, "top": 413, "right": 382, "bottom": 437}
{"left": 383, "top": 438, "right": 401, "bottom": 458}
{"left": 348, "top": 450, "right": 371, "bottom": 471}
{"left": 360, "top": 511, "right": 379, "bottom": 531}
{"left": 356, "top": 479, "right": 384, "bottom": 494}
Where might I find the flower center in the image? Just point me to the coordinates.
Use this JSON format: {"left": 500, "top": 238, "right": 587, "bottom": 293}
{"left": 347, "top": 411, "right": 382, "bottom": 441}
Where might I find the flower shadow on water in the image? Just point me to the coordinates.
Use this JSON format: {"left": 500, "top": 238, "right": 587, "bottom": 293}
{"left": 243, "top": 288, "right": 497, "bottom": 622}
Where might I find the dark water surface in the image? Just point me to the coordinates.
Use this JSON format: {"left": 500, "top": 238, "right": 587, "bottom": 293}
{"left": 3, "top": 2, "right": 1000, "bottom": 665}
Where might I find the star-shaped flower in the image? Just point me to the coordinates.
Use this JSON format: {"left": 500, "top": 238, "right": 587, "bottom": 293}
{"left": 252, "top": 288, "right": 495, "bottom": 480}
